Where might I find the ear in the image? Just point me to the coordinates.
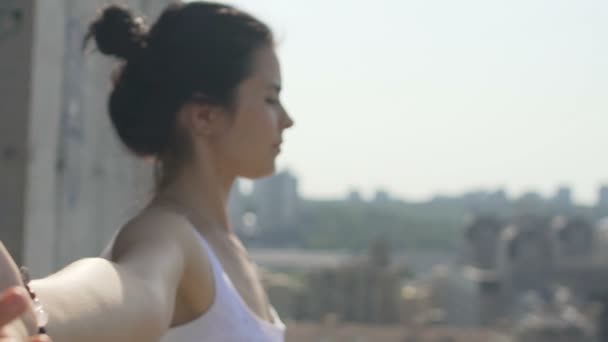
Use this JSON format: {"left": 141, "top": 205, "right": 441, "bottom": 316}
{"left": 179, "top": 101, "right": 220, "bottom": 138}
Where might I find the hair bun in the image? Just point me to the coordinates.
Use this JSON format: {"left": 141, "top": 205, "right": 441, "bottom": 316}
{"left": 86, "top": 5, "right": 147, "bottom": 60}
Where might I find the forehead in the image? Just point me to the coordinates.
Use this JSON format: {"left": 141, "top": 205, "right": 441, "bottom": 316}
{"left": 246, "top": 46, "right": 281, "bottom": 86}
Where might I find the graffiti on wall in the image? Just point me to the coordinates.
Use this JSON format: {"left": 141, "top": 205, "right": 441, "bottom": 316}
{"left": 0, "top": 4, "right": 23, "bottom": 42}
{"left": 57, "top": 17, "right": 85, "bottom": 210}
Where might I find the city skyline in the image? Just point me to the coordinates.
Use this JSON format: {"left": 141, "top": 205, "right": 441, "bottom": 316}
{"left": 241, "top": 171, "right": 608, "bottom": 208}
{"left": 215, "top": 0, "right": 608, "bottom": 205}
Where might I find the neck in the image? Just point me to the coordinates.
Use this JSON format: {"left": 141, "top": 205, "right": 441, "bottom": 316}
{"left": 154, "top": 157, "right": 236, "bottom": 234}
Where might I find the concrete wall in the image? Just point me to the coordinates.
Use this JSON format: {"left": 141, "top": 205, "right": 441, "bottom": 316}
{"left": 0, "top": 0, "right": 35, "bottom": 267}
{"left": 1, "top": 0, "right": 167, "bottom": 277}
{"left": 24, "top": 0, "right": 66, "bottom": 279}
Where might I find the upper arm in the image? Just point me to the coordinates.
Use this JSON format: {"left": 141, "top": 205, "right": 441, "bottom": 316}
{"left": 108, "top": 212, "right": 193, "bottom": 329}
{"left": 27, "top": 212, "right": 197, "bottom": 342}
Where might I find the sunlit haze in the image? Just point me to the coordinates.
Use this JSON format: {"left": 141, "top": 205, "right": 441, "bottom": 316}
{"left": 210, "top": 0, "right": 608, "bottom": 204}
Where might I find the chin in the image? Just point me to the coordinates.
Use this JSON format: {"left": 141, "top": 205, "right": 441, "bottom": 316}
{"left": 241, "top": 163, "right": 276, "bottom": 180}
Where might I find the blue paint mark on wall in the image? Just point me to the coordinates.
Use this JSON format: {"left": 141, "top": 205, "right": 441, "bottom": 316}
{"left": 57, "top": 17, "right": 85, "bottom": 209}
{"left": 0, "top": 6, "right": 23, "bottom": 42}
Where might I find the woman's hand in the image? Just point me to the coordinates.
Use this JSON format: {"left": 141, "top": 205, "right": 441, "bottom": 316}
{"left": 0, "top": 287, "right": 50, "bottom": 341}
{"left": 0, "top": 242, "right": 50, "bottom": 341}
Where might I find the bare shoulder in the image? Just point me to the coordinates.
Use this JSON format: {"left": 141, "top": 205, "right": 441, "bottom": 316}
{"left": 107, "top": 207, "right": 199, "bottom": 263}
{"left": 107, "top": 207, "right": 216, "bottom": 323}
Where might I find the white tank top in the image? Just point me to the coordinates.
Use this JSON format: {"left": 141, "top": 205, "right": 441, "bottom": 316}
{"left": 159, "top": 232, "right": 286, "bottom": 342}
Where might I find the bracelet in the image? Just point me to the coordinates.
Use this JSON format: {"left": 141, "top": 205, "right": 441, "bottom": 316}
{"left": 19, "top": 267, "right": 48, "bottom": 335}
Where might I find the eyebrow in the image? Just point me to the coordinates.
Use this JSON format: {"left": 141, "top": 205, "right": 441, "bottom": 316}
{"left": 268, "top": 83, "right": 282, "bottom": 93}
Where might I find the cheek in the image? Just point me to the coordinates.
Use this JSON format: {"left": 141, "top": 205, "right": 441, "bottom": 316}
{"left": 220, "top": 108, "right": 273, "bottom": 158}
{"left": 236, "top": 104, "right": 278, "bottom": 142}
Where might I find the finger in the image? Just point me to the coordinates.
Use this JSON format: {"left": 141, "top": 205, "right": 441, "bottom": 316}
{"left": 0, "top": 287, "right": 37, "bottom": 336}
{"left": 0, "top": 242, "right": 23, "bottom": 289}
{"left": 0, "top": 287, "right": 28, "bottom": 327}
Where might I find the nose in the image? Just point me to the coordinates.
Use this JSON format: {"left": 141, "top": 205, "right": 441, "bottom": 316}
{"left": 281, "top": 107, "right": 294, "bottom": 130}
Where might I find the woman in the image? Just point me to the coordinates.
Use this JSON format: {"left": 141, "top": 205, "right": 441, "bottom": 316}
{"left": 0, "top": 1, "right": 293, "bottom": 341}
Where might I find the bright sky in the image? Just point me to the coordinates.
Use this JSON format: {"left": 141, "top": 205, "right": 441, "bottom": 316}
{"left": 214, "top": 0, "right": 608, "bottom": 204}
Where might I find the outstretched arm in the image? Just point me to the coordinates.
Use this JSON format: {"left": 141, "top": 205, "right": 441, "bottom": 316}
{"left": 4, "top": 214, "right": 190, "bottom": 342}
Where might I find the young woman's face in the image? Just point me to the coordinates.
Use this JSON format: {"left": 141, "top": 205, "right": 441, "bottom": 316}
{"left": 213, "top": 46, "right": 294, "bottom": 179}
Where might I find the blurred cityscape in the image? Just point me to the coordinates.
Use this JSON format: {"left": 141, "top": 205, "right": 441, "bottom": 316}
{"left": 238, "top": 171, "right": 608, "bottom": 342}
{"left": 2, "top": 1, "right": 608, "bottom": 341}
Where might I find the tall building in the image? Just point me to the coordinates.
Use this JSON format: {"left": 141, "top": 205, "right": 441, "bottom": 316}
{"left": 0, "top": 0, "right": 168, "bottom": 276}
{"left": 465, "top": 215, "right": 504, "bottom": 270}
{"left": 599, "top": 185, "right": 608, "bottom": 208}
{"left": 592, "top": 185, "right": 608, "bottom": 220}
{"left": 252, "top": 170, "right": 300, "bottom": 230}
{"left": 373, "top": 189, "right": 391, "bottom": 205}
{"left": 553, "top": 186, "right": 573, "bottom": 212}
{"left": 346, "top": 189, "right": 363, "bottom": 203}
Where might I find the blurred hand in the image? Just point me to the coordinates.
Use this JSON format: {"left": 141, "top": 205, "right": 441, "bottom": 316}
{"left": 0, "top": 287, "right": 50, "bottom": 341}
{"left": 0, "top": 242, "right": 50, "bottom": 341}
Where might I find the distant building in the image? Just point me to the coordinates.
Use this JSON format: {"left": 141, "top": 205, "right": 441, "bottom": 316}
{"left": 373, "top": 189, "right": 391, "bottom": 204}
{"left": 428, "top": 265, "right": 480, "bottom": 326}
{"left": 465, "top": 214, "right": 608, "bottom": 341}
{"left": 263, "top": 239, "right": 407, "bottom": 324}
{"left": 600, "top": 186, "right": 608, "bottom": 208}
{"left": 347, "top": 189, "right": 363, "bottom": 203}
{"left": 302, "top": 239, "right": 404, "bottom": 324}
{"left": 258, "top": 268, "right": 305, "bottom": 322}
{"left": 596, "top": 186, "right": 608, "bottom": 219}
{"left": 553, "top": 186, "right": 574, "bottom": 212}
{"left": 465, "top": 216, "right": 504, "bottom": 270}
{"left": 252, "top": 170, "right": 300, "bottom": 230}
{"left": 550, "top": 216, "right": 593, "bottom": 262}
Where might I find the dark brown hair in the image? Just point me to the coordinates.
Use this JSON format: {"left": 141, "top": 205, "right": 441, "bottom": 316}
{"left": 86, "top": 2, "right": 274, "bottom": 182}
